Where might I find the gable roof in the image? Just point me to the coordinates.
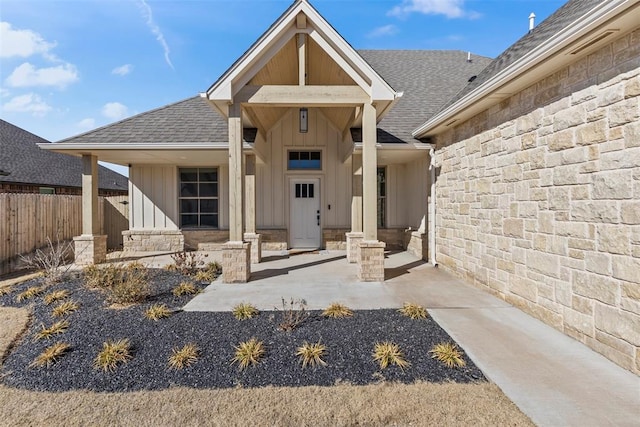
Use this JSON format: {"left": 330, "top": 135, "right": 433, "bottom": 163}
{"left": 206, "top": 0, "right": 396, "bottom": 107}
{"left": 0, "top": 120, "right": 128, "bottom": 191}
{"left": 57, "top": 50, "right": 491, "bottom": 146}
{"left": 414, "top": 0, "right": 635, "bottom": 137}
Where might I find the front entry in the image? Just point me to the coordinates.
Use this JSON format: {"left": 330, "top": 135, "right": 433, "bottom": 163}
{"left": 290, "top": 178, "right": 321, "bottom": 248}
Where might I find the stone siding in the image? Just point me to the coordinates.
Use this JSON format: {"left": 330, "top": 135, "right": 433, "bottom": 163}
{"left": 433, "top": 29, "right": 640, "bottom": 374}
{"left": 122, "top": 230, "right": 184, "bottom": 252}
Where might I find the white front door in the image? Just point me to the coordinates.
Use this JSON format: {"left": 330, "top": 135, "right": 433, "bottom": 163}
{"left": 290, "top": 178, "right": 321, "bottom": 248}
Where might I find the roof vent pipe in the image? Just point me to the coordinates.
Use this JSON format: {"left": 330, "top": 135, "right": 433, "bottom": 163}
{"left": 529, "top": 12, "right": 536, "bottom": 31}
{"left": 467, "top": 51, "right": 471, "bottom": 62}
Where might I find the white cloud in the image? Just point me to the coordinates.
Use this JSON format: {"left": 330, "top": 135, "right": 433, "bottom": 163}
{"left": 367, "top": 25, "right": 399, "bottom": 38}
{"left": 102, "top": 102, "right": 128, "bottom": 120}
{"left": 2, "top": 93, "right": 52, "bottom": 116}
{"left": 5, "top": 62, "right": 79, "bottom": 89}
{"left": 0, "top": 88, "right": 9, "bottom": 97}
{"left": 137, "top": 0, "right": 174, "bottom": 69}
{"left": 0, "top": 22, "right": 56, "bottom": 59}
{"left": 112, "top": 64, "right": 133, "bottom": 76}
{"left": 77, "top": 118, "right": 96, "bottom": 130}
{"left": 389, "top": 0, "right": 468, "bottom": 18}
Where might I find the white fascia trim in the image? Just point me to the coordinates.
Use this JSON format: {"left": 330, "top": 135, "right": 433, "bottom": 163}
{"left": 38, "top": 143, "right": 232, "bottom": 151}
{"left": 352, "top": 143, "right": 422, "bottom": 151}
{"left": 412, "top": 0, "right": 631, "bottom": 138}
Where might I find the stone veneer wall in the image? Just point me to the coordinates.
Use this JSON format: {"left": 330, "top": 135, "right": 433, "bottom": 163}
{"left": 433, "top": 29, "right": 640, "bottom": 374}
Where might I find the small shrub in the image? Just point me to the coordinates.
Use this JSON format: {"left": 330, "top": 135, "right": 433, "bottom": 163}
{"left": 109, "top": 262, "right": 150, "bottom": 304}
{"left": 322, "top": 303, "right": 353, "bottom": 318}
{"left": 169, "top": 251, "right": 208, "bottom": 276}
{"left": 35, "top": 320, "right": 69, "bottom": 340}
{"left": 296, "top": 341, "right": 327, "bottom": 368}
{"left": 94, "top": 339, "right": 132, "bottom": 372}
{"left": 168, "top": 343, "right": 199, "bottom": 370}
{"left": 20, "top": 236, "right": 73, "bottom": 285}
{"left": 16, "top": 286, "right": 45, "bottom": 302}
{"left": 144, "top": 303, "right": 172, "bottom": 321}
{"left": 232, "top": 303, "right": 259, "bottom": 320}
{"left": 83, "top": 264, "right": 121, "bottom": 290}
{"left": 399, "top": 302, "right": 428, "bottom": 320}
{"left": 172, "top": 281, "right": 199, "bottom": 297}
{"left": 31, "top": 342, "right": 70, "bottom": 368}
{"left": 278, "top": 298, "right": 309, "bottom": 331}
{"left": 231, "top": 338, "right": 265, "bottom": 370}
{"left": 429, "top": 342, "right": 466, "bottom": 368}
{"left": 0, "top": 286, "right": 12, "bottom": 297}
{"left": 373, "top": 342, "right": 410, "bottom": 370}
{"left": 44, "top": 289, "right": 70, "bottom": 305}
{"left": 52, "top": 300, "right": 79, "bottom": 317}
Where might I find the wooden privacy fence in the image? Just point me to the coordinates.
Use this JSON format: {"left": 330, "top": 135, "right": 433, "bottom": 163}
{"left": 0, "top": 193, "right": 129, "bottom": 275}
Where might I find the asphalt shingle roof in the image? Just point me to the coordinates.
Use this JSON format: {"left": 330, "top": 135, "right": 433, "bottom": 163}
{"left": 436, "top": 0, "right": 603, "bottom": 114}
{"left": 0, "top": 120, "right": 128, "bottom": 191}
{"left": 59, "top": 50, "right": 491, "bottom": 146}
{"left": 359, "top": 50, "right": 491, "bottom": 142}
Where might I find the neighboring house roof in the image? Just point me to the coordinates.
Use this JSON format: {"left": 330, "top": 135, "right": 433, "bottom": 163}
{"left": 58, "top": 50, "right": 491, "bottom": 146}
{"left": 0, "top": 119, "right": 128, "bottom": 191}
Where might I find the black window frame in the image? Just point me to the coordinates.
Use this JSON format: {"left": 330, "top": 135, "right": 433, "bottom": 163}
{"left": 377, "top": 167, "right": 386, "bottom": 228}
{"left": 178, "top": 167, "right": 219, "bottom": 229}
{"left": 287, "top": 150, "right": 322, "bottom": 170}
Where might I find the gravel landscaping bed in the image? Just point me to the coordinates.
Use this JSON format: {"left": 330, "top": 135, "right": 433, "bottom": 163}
{"left": 0, "top": 269, "right": 485, "bottom": 392}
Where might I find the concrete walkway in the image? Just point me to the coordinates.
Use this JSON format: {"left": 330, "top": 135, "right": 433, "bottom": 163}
{"left": 180, "top": 250, "right": 640, "bottom": 426}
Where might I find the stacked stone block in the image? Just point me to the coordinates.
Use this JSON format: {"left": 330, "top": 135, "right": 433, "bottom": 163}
{"left": 122, "top": 230, "right": 184, "bottom": 252}
{"left": 73, "top": 235, "right": 107, "bottom": 265}
{"left": 222, "top": 241, "right": 251, "bottom": 283}
{"left": 433, "top": 29, "right": 640, "bottom": 374}
{"left": 357, "top": 240, "right": 386, "bottom": 281}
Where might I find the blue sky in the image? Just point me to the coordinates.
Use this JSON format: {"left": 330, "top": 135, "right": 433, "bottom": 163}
{"left": 1, "top": 0, "right": 565, "bottom": 176}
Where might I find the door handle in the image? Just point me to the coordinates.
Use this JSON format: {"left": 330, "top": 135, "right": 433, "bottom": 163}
{"left": 316, "top": 210, "right": 320, "bottom": 226}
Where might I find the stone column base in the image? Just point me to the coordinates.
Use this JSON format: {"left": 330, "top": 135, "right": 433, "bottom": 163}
{"left": 222, "top": 241, "right": 251, "bottom": 283}
{"left": 407, "top": 231, "right": 428, "bottom": 260}
{"left": 244, "top": 233, "right": 262, "bottom": 264}
{"left": 73, "top": 235, "right": 107, "bottom": 266}
{"left": 346, "top": 232, "right": 364, "bottom": 263}
{"left": 358, "top": 240, "right": 386, "bottom": 282}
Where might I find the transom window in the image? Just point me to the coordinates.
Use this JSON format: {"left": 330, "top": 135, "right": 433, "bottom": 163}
{"left": 179, "top": 167, "right": 218, "bottom": 228}
{"left": 288, "top": 151, "right": 321, "bottom": 170}
{"left": 377, "top": 167, "right": 386, "bottom": 228}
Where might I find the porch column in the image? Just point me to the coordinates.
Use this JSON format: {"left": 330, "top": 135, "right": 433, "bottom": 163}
{"left": 73, "top": 154, "right": 107, "bottom": 265}
{"left": 244, "top": 153, "right": 262, "bottom": 264}
{"left": 358, "top": 102, "right": 385, "bottom": 281}
{"left": 346, "top": 153, "right": 363, "bottom": 263}
{"left": 223, "top": 102, "right": 251, "bottom": 283}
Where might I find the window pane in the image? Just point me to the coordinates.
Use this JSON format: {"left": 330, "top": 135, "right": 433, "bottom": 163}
{"left": 180, "top": 169, "right": 198, "bottom": 182}
{"left": 289, "top": 151, "right": 298, "bottom": 161}
{"left": 377, "top": 198, "right": 386, "bottom": 228}
{"left": 180, "top": 183, "right": 198, "bottom": 197}
{"left": 200, "top": 199, "right": 218, "bottom": 213}
{"left": 180, "top": 199, "right": 198, "bottom": 214}
{"left": 300, "top": 151, "right": 310, "bottom": 160}
{"left": 301, "top": 184, "right": 308, "bottom": 198}
{"left": 200, "top": 214, "right": 218, "bottom": 228}
{"left": 199, "top": 169, "right": 217, "bottom": 182}
{"left": 199, "top": 182, "right": 217, "bottom": 197}
{"left": 309, "top": 183, "right": 314, "bottom": 198}
{"left": 181, "top": 214, "right": 198, "bottom": 228}
{"left": 295, "top": 183, "right": 301, "bottom": 198}
{"left": 310, "top": 151, "right": 321, "bottom": 161}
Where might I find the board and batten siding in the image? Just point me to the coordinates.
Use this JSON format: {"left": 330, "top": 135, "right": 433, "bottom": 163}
{"left": 129, "top": 165, "right": 178, "bottom": 230}
{"left": 256, "top": 107, "right": 352, "bottom": 229}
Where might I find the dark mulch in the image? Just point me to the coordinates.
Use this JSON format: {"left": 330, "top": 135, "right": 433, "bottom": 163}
{"left": 0, "top": 269, "right": 485, "bottom": 392}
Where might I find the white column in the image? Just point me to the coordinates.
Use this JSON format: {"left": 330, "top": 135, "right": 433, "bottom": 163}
{"left": 228, "top": 103, "right": 244, "bottom": 242}
{"left": 362, "top": 102, "right": 377, "bottom": 241}
{"left": 244, "top": 153, "right": 262, "bottom": 264}
{"left": 82, "top": 154, "right": 99, "bottom": 235}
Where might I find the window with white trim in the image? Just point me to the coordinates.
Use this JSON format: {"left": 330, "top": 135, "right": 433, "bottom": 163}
{"left": 179, "top": 168, "right": 218, "bottom": 228}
